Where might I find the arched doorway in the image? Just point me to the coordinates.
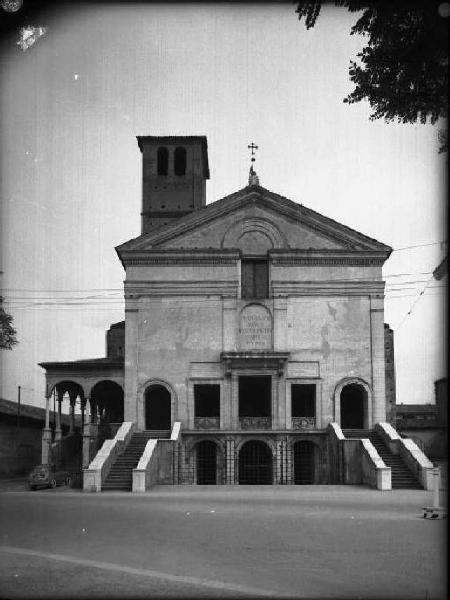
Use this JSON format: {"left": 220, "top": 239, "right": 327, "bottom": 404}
{"left": 196, "top": 441, "right": 217, "bottom": 484}
{"left": 293, "top": 441, "right": 315, "bottom": 484}
{"left": 238, "top": 440, "right": 273, "bottom": 484}
{"left": 340, "top": 383, "right": 366, "bottom": 429}
{"left": 145, "top": 385, "right": 171, "bottom": 430}
{"left": 90, "top": 381, "right": 124, "bottom": 424}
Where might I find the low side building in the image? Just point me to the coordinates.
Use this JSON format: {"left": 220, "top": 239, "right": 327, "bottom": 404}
{"left": 0, "top": 398, "right": 74, "bottom": 476}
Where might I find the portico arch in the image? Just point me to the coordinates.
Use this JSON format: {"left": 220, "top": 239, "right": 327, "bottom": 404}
{"left": 50, "top": 380, "right": 85, "bottom": 432}
{"left": 90, "top": 380, "right": 124, "bottom": 424}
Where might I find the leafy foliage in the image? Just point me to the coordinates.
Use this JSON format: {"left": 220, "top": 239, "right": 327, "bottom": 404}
{"left": 296, "top": 1, "right": 448, "bottom": 149}
{"left": 0, "top": 306, "right": 18, "bottom": 350}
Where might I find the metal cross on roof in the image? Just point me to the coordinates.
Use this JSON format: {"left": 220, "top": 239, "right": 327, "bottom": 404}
{"left": 248, "top": 142, "right": 258, "bottom": 163}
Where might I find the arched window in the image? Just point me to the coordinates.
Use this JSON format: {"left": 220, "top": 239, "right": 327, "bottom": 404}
{"left": 174, "top": 146, "right": 186, "bottom": 176}
{"left": 157, "top": 147, "right": 169, "bottom": 176}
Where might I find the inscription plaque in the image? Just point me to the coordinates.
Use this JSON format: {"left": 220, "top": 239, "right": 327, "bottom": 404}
{"left": 239, "top": 304, "right": 272, "bottom": 350}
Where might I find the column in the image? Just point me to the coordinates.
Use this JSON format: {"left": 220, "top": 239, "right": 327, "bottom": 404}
{"left": 225, "top": 437, "right": 236, "bottom": 484}
{"left": 271, "top": 375, "right": 280, "bottom": 429}
{"left": 277, "top": 376, "right": 286, "bottom": 429}
{"left": 55, "top": 390, "right": 62, "bottom": 441}
{"left": 285, "top": 437, "right": 293, "bottom": 484}
{"left": 82, "top": 397, "right": 97, "bottom": 468}
{"left": 82, "top": 398, "right": 91, "bottom": 468}
{"left": 187, "top": 383, "right": 194, "bottom": 430}
{"left": 45, "top": 393, "right": 50, "bottom": 429}
{"left": 315, "top": 381, "right": 322, "bottom": 430}
{"left": 81, "top": 398, "right": 86, "bottom": 429}
{"left": 90, "top": 399, "right": 97, "bottom": 424}
{"left": 370, "top": 297, "right": 387, "bottom": 426}
{"left": 69, "top": 393, "right": 76, "bottom": 433}
{"left": 285, "top": 380, "right": 292, "bottom": 430}
{"left": 221, "top": 376, "right": 232, "bottom": 429}
{"left": 275, "top": 439, "right": 282, "bottom": 483}
{"left": 41, "top": 393, "right": 52, "bottom": 464}
{"left": 231, "top": 373, "right": 239, "bottom": 429}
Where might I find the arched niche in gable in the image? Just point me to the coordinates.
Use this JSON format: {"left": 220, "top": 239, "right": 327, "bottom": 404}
{"left": 221, "top": 217, "right": 288, "bottom": 253}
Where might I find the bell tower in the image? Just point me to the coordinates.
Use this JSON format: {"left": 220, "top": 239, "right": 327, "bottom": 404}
{"left": 137, "top": 135, "right": 210, "bottom": 234}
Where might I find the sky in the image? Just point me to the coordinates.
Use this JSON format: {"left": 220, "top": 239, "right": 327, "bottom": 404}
{"left": 0, "top": 2, "right": 447, "bottom": 410}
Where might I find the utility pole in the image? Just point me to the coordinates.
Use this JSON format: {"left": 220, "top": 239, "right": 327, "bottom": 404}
{"left": 17, "top": 385, "right": 21, "bottom": 431}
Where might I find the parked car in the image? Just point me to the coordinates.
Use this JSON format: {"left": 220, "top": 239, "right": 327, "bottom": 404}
{"left": 28, "top": 465, "right": 71, "bottom": 490}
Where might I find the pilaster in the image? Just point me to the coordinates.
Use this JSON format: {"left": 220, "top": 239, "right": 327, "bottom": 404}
{"left": 222, "top": 298, "right": 237, "bottom": 351}
{"left": 221, "top": 375, "right": 232, "bottom": 429}
{"left": 273, "top": 297, "right": 288, "bottom": 351}
{"left": 277, "top": 376, "right": 286, "bottom": 429}
{"left": 370, "top": 296, "right": 387, "bottom": 425}
{"left": 225, "top": 438, "right": 236, "bottom": 484}
{"left": 231, "top": 373, "right": 239, "bottom": 429}
{"left": 41, "top": 428, "right": 52, "bottom": 464}
{"left": 82, "top": 407, "right": 99, "bottom": 469}
{"left": 124, "top": 305, "right": 139, "bottom": 424}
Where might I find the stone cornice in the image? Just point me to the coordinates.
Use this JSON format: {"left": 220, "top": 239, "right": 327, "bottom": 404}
{"left": 120, "top": 249, "right": 240, "bottom": 266}
{"left": 125, "top": 280, "right": 239, "bottom": 297}
{"left": 269, "top": 249, "right": 390, "bottom": 266}
{"left": 272, "top": 280, "right": 385, "bottom": 296}
{"left": 220, "top": 351, "right": 290, "bottom": 376}
{"left": 39, "top": 361, "right": 124, "bottom": 378}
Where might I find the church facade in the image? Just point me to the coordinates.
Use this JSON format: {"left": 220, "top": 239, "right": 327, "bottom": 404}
{"left": 40, "top": 136, "right": 433, "bottom": 489}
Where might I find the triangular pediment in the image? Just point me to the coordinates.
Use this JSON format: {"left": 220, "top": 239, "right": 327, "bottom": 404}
{"left": 116, "top": 185, "right": 391, "bottom": 259}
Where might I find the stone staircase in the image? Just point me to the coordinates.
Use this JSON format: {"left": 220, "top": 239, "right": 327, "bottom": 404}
{"left": 102, "top": 430, "right": 171, "bottom": 491}
{"left": 342, "top": 429, "right": 423, "bottom": 489}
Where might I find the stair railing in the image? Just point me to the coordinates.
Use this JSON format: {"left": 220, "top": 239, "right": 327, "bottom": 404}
{"left": 83, "top": 422, "right": 135, "bottom": 492}
{"left": 328, "top": 423, "right": 391, "bottom": 489}
{"left": 360, "top": 439, "right": 391, "bottom": 490}
{"left": 375, "top": 423, "right": 434, "bottom": 490}
{"left": 132, "top": 421, "right": 182, "bottom": 492}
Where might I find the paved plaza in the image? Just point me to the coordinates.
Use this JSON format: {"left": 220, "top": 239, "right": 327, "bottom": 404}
{"left": 0, "top": 482, "right": 446, "bottom": 599}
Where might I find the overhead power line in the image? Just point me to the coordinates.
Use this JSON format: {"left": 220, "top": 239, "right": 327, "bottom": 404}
{"left": 395, "top": 273, "right": 438, "bottom": 330}
{"left": 392, "top": 240, "right": 447, "bottom": 252}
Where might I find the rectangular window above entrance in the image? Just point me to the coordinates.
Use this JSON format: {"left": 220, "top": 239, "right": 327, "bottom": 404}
{"left": 241, "top": 260, "right": 269, "bottom": 299}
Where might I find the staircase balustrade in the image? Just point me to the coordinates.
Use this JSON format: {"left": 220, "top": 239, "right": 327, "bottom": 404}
{"left": 83, "top": 422, "right": 135, "bottom": 492}
{"left": 328, "top": 423, "right": 392, "bottom": 490}
{"left": 360, "top": 438, "right": 391, "bottom": 490}
{"left": 132, "top": 422, "right": 182, "bottom": 492}
{"left": 375, "top": 422, "right": 434, "bottom": 490}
